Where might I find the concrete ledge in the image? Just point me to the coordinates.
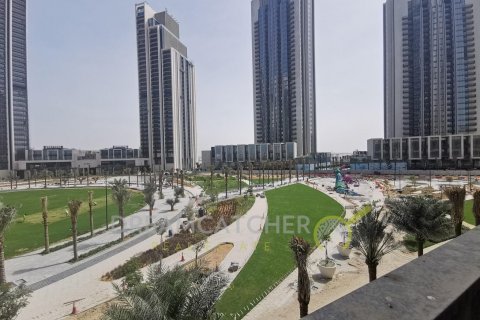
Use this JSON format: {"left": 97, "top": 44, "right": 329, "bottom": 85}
{"left": 303, "top": 227, "right": 480, "bottom": 320}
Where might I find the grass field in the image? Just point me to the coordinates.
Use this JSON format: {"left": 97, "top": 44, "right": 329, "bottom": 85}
{"left": 194, "top": 176, "right": 248, "bottom": 195}
{"left": 463, "top": 200, "right": 477, "bottom": 226}
{"left": 215, "top": 184, "right": 343, "bottom": 317}
{"left": 0, "top": 188, "right": 145, "bottom": 258}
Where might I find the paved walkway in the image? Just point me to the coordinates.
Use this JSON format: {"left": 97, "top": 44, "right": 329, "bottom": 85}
{"left": 6, "top": 183, "right": 197, "bottom": 288}
{"left": 244, "top": 178, "right": 384, "bottom": 320}
{"left": 17, "top": 189, "right": 267, "bottom": 320}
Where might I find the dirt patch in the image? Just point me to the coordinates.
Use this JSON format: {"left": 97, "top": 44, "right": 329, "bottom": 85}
{"left": 184, "top": 242, "right": 234, "bottom": 271}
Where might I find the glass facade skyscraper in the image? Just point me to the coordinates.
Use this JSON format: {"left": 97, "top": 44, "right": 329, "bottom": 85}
{"left": 135, "top": 3, "right": 197, "bottom": 170}
{"left": 251, "top": 0, "right": 316, "bottom": 156}
{"left": 384, "top": 0, "right": 480, "bottom": 138}
{"left": 0, "top": 0, "right": 29, "bottom": 171}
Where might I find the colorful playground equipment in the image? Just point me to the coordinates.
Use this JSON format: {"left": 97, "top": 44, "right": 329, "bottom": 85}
{"left": 334, "top": 168, "right": 361, "bottom": 196}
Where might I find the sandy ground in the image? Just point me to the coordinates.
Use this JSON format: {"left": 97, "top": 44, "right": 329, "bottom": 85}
{"left": 248, "top": 248, "right": 416, "bottom": 320}
{"left": 69, "top": 242, "right": 235, "bottom": 320}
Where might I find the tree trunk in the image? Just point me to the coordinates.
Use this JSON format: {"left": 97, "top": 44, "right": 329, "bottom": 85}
{"left": 89, "top": 205, "right": 94, "bottom": 237}
{"left": 368, "top": 264, "right": 377, "bottom": 282}
{"left": 120, "top": 206, "right": 125, "bottom": 241}
{"left": 72, "top": 222, "right": 78, "bottom": 261}
{"left": 417, "top": 239, "right": 424, "bottom": 257}
{"left": 149, "top": 207, "right": 153, "bottom": 225}
{"left": 476, "top": 215, "right": 480, "bottom": 227}
{"left": 455, "top": 221, "right": 462, "bottom": 237}
{"left": 300, "top": 303, "right": 308, "bottom": 318}
{"left": 43, "top": 220, "right": 49, "bottom": 254}
{"left": 0, "top": 236, "right": 6, "bottom": 285}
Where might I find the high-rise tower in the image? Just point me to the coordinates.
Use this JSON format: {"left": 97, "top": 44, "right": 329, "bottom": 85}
{"left": 384, "top": 0, "right": 480, "bottom": 138}
{"left": 251, "top": 0, "right": 316, "bottom": 156}
{"left": 135, "top": 2, "right": 197, "bottom": 170}
{"left": 0, "top": 0, "right": 29, "bottom": 172}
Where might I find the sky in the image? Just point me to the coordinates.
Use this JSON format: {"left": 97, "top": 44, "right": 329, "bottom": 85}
{"left": 27, "top": 0, "right": 384, "bottom": 154}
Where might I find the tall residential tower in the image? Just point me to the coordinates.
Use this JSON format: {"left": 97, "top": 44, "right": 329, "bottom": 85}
{"left": 135, "top": 3, "right": 197, "bottom": 170}
{"left": 251, "top": 0, "right": 316, "bottom": 156}
{"left": 0, "top": 0, "right": 29, "bottom": 172}
{"left": 384, "top": 0, "right": 480, "bottom": 138}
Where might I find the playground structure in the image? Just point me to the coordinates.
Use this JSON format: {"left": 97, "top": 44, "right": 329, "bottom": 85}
{"left": 334, "top": 168, "right": 361, "bottom": 196}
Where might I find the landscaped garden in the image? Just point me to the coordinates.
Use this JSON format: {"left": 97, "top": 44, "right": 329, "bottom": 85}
{"left": 102, "top": 196, "right": 256, "bottom": 281}
{"left": 194, "top": 176, "right": 248, "bottom": 195}
{"left": 215, "top": 184, "right": 343, "bottom": 318}
{"left": 0, "top": 188, "right": 145, "bottom": 258}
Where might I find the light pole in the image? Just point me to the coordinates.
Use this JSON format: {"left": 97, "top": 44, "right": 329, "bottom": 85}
{"left": 104, "top": 171, "right": 109, "bottom": 230}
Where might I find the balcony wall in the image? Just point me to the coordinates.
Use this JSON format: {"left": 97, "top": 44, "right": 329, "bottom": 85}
{"left": 304, "top": 227, "right": 480, "bottom": 320}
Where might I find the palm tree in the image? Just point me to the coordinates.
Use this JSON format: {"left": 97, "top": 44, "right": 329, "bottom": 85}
{"left": 41, "top": 197, "right": 49, "bottom": 253}
{"left": 386, "top": 196, "right": 451, "bottom": 256}
{"left": 68, "top": 200, "right": 82, "bottom": 262}
{"left": 103, "top": 266, "right": 227, "bottom": 320}
{"left": 88, "top": 191, "right": 95, "bottom": 237}
{"left": 262, "top": 162, "right": 265, "bottom": 189}
{"left": 180, "top": 170, "right": 184, "bottom": 189}
{"left": 295, "top": 159, "right": 299, "bottom": 181}
{"left": 124, "top": 167, "right": 132, "bottom": 186}
{"left": 143, "top": 181, "right": 156, "bottom": 225}
{"left": 238, "top": 163, "right": 243, "bottom": 195}
{"left": 209, "top": 165, "right": 214, "bottom": 190}
{"left": 352, "top": 206, "right": 397, "bottom": 282}
{"left": 223, "top": 166, "right": 230, "bottom": 199}
{"left": 0, "top": 203, "right": 16, "bottom": 284}
{"left": 473, "top": 190, "right": 480, "bottom": 226}
{"left": 111, "top": 179, "right": 132, "bottom": 241}
{"left": 290, "top": 236, "right": 311, "bottom": 317}
{"left": 158, "top": 169, "right": 165, "bottom": 199}
{"left": 444, "top": 186, "right": 466, "bottom": 237}
{"left": 289, "top": 160, "right": 293, "bottom": 183}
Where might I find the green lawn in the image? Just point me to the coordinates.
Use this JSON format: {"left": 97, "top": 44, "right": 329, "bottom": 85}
{"left": 195, "top": 176, "right": 248, "bottom": 195}
{"left": 216, "top": 184, "right": 343, "bottom": 318}
{"left": 0, "top": 188, "right": 145, "bottom": 258}
{"left": 463, "top": 200, "right": 477, "bottom": 225}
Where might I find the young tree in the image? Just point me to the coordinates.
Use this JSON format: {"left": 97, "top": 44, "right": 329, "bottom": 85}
{"left": 0, "top": 204, "right": 16, "bottom": 285}
{"left": 352, "top": 207, "right": 397, "bottom": 282}
{"left": 0, "top": 284, "right": 31, "bottom": 320}
{"left": 209, "top": 165, "right": 215, "bottom": 190}
{"left": 41, "top": 197, "right": 49, "bottom": 254}
{"left": 158, "top": 170, "right": 165, "bottom": 199}
{"left": 143, "top": 181, "right": 156, "bottom": 225}
{"left": 473, "top": 190, "right": 480, "bottom": 226}
{"left": 444, "top": 186, "right": 466, "bottom": 237}
{"left": 223, "top": 166, "right": 230, "bottom": 199}
{"left": 68, "top": 200, "right": 82, "bottom": 262}
{"left": 387, "top": 196, "right": 451, "bottom": 256}
{"left": 156, "top": 218, "right": 168, "bottom": 243}
{"left": 166, "top": 198, "right": 179, "bottom": 211}
{"left": 290, "top": 236, "right": 311, "bottom": 317}
{"left": 192, "top": 240, "right": 206, "bottom": 269}
{"left": 111, "top": 179, "right": 132, "bottom": 241}
{"left": 88, "top": 191, "right": 96, "bottom": 237}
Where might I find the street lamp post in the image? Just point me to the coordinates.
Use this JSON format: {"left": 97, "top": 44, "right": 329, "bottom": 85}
{"left": 105, "top": 172, "right": 109, "bottom": 230}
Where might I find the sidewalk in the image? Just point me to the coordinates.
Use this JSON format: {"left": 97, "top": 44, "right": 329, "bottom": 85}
{"left": 17, "top": 191, "right": 267, "bottom": 320}
{"left": 6, "top": 184, "right": 199, "bottom": 289}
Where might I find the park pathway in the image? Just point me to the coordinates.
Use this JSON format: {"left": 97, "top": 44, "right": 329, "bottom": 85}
{"left": 17, "top": 190, "right": 268, "bottom": 320}
{"left": 6, "top": 183, "right": 199, "bottom": 289}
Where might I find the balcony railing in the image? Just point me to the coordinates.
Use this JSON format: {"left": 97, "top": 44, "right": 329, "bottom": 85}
{"left": 304, "top": 227, "right": 480, "bottom": 320}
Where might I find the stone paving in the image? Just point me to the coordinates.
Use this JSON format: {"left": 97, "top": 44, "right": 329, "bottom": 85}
{"left": 5, "top": 179, "right": 196, "bottom": 288}
{"left": 17, "top": 186, "right": 269, "bottom": 320}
